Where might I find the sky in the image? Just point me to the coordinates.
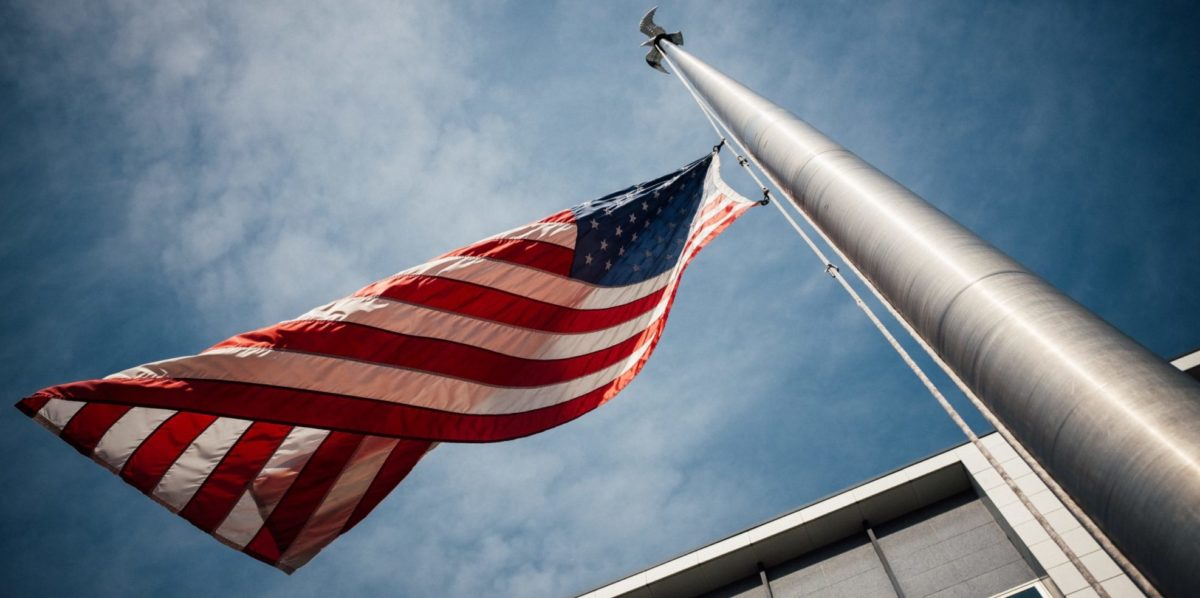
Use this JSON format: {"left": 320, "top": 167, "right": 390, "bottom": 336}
{"left": 1, "top": 1, "right": 1198, "bottom": 596}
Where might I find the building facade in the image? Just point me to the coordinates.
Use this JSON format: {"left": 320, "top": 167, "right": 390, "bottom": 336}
{"left": 582, "top": 350, "right": 1200, "bottom": 598}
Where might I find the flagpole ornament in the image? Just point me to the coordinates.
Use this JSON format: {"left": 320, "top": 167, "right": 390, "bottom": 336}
{"left": 651, "top": 16, "right": 1200, "bottom": 598}
{"left": 638, "top": 6, "right": 681, "bottom": 73}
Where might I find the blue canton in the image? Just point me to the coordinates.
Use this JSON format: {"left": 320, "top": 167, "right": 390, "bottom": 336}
{"left": 569, "top": 154, "right": 712, "bottom": 286}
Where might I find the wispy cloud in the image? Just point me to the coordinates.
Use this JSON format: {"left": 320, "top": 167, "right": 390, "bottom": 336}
{"left": 2, "top": 1, "right": 1198, "bottom": 596}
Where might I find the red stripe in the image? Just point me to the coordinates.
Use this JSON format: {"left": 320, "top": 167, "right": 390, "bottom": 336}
{"left": 212, "top": 318, "right": 648, "bottom": 387}
{"left": 244, "top": 432, "right": 364, "bottom": 563}
{"left": 242, "top": 535, "right": 285, "bottom": 571}
{"left": 33, "top": 311, "right": 666, "bottom": 443}
{"left": 443, "top": 237, "right": 573, "bottom": 276}
{"left": 178, "top": 421, "right": 292, "bottom": 533}
{"left": 342, "top": 439, "right": 431, "bottom": 533}
{"left": 60, "top": 403, "right": 131, "bottom": 454}
{"left": 15, "top": 396, "right": 51, "bottom": 417}
{"left": 121, "top": 412, "right": 218, "bottom": 494}
{"left": 538, "top": 209, "right": 575, "bottom": 224}
{"left": 351, "top": 274, "right": 666, "bottom": 334}
{"left": 39, "top": 377, "right": 589, "bottom": 442}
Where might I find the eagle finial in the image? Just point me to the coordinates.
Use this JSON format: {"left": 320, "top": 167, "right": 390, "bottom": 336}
{"left": 638, "top": 7, "right": 683, "bottom": 74}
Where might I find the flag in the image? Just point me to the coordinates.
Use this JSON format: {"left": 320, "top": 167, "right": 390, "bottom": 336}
{"left": 16, "top": 152, "right": 755, "bottom": 572}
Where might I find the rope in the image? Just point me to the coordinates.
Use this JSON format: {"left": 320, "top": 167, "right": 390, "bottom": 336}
{"left": 657, "top": 44, "right": 1123, "bottom": 598}
{"left": 668, "top": 55, "right": 771, "bottom": 205}
{"left": 674, "top": 45, "right": 1149, "bottom": 589}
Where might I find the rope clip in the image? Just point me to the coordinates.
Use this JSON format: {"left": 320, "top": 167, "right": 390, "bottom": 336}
{"left": 759, "top": 188, "right": 771, "bottom": 206}
{"left": 825, "top": 263, "right": 840, "bottom": 277}
{"left": 712, "top": 138, "right": 726, "bottom": 154}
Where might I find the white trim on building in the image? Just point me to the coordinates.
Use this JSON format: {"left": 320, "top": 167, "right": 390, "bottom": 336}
{"left": 582, "top": 432, "right": 1146, "bottom": 598}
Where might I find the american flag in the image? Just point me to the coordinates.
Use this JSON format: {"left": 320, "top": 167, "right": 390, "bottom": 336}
{"left": 16, "top": 152, "right": 754, "bottom": 572}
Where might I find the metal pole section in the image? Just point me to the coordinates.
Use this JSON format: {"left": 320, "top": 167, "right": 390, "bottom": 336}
{"left": 658, "top": 41, "right": 1200, "bottom": 597}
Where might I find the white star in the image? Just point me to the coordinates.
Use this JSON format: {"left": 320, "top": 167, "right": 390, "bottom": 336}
{"left": 644, "top": 249, "right": 653, "bottom": 258}
{"left": 600, "top": 239, "right": 608, "bottom": 250}
{"left": 604, "top": 260, "right": 612, "bottom": 271}
{"left": 585, "top": 254, "right": 593, "bottom": 265}
{"left": 631, "top": 232, "right": 638, "bottom": 242}
{"left": 642, "top": 201, "right": 649, "bottom": 211}
{"left": 629, "top": 213, "right": 637, "bottom": 223}
{"left": 656, "top": 207, "right": 662, "bottom": 215}
{"left": 590, "top": 219, "right": 599, "bottom": 229}
{"left": 618, "top": 246, "right": 625, "bottom": 256}
{"left": 643, "top": 220, "right": 649, "bottom": 229}
{"left": 615, "top": 226, "right": 623, "bottom": 237}
{"left": 632, "top": 264, "right": 640, "bottom": 272}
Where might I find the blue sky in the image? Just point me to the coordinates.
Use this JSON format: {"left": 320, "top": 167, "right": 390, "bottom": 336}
{"left": 1, "top": 1, "right": 1197, "bottom": 596}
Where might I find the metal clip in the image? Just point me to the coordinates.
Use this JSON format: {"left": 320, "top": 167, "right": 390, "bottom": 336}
{"left": 737, "top": 155, "right": 749, "bottom": 167}
{"left": 825, "top": 263, "right": 840, "bottom": 277}
{"left": 759, "top": 188, "right": 771, "bottom": 206}
{"left": 712, "top": 138, "right": 726, "bottom": 154}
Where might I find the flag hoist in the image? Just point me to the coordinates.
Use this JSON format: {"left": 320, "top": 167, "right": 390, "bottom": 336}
{"left": 639, "top": 9, "right": 1200, "bottom": 598}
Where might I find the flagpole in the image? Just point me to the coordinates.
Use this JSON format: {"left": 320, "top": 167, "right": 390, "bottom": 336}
{"left": 644, "top": 19, "right": 1200, "bottom": 598}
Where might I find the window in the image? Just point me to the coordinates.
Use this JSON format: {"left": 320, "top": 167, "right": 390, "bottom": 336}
{"left": 990, "top": 580, "right": 1051, "bottom": 598}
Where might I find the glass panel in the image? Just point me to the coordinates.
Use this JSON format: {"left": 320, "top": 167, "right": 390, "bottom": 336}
{"left": 1004, "top": 588, "right": 1042, "bottom": 598}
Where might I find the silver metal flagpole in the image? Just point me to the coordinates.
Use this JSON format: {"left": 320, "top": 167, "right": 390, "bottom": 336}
{"left": 641, "top": 13, "right": 1200, "bottom": 598}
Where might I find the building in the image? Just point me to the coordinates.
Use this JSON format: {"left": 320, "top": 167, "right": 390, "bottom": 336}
{"left": 581, "top": 350, "right": 1200, "bottom": 598}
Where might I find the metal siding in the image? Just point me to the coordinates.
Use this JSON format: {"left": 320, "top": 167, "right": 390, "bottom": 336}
{"left": 876, "top": 492, "right": 1036, "bottom": 597}
{"left": 764, "top": 535, "right": 898, "bottom": 597}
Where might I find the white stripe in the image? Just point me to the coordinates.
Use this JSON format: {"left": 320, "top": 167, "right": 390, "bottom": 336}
{"left": 215, "top": 492, "right": 265, "bottom": 550}
{"left": 112, "top": 336, "right": 658, "bottom": 416}
{"left": 484, "top": 221, "right": 576, "bottom": 249}
{"left": 279, "top": 435, "right": 398, "bottom": 569}
{"left": 153, "top": 418, "right": 252, "bottom": 512}
{"left": 394, "top": 255, "right": 674, "bottom": 310}
{"left": 705, "top": 154, "right": 751, "bottom": 211}
{"left": 36, "top": 399, "right": 86, "bottom": 434}
{"left": 93, "top": 407, "right": 176, "bottom": 470}
{"left": 214, "top": 426, "right": 330, "bottom": 549}
{"left": 293, "top": 294, "right": 662, "bottom": 361}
